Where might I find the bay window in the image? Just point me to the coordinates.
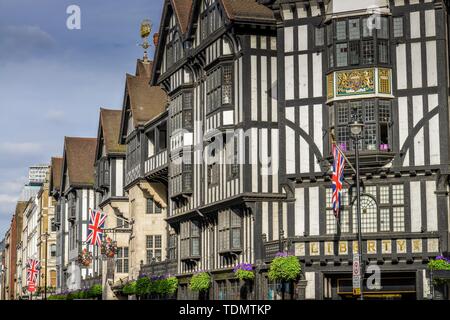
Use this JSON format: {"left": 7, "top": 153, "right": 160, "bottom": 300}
{"left": 332, "top": 99, "right": 392, "bottom": 152}
{"left": 327, "top": 16, "right": 390, "bottom": 69}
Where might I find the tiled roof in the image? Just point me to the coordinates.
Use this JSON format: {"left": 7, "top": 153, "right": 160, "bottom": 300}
{"left": 64, "top": 137, "right": 97, "bottom": 187}
{"left": 221, "top": 0, "right": 275, "bottom": 23}
{"left": 126, "top": 74, "right": 168, "bottom": 127}
{"left": 100, "top": 108, "right": 126, "bottom": 154}
{"left": 172, "top": 0, "right": 193, "bottom": 34}
{"left": 50, "top": 157, "right": 63, "bottom": 191}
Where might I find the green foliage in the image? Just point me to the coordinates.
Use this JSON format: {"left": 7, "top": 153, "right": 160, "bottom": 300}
{"left": 189, "top": 272, "right": 211, "bottom": 292}
{"left": 268, "top": 255, "right": 301, "bottom": 282}
{"left": 89, "top": 284, "right": 103, "bottom": 298}
{"left": 164, "top": 277, "right": 179, "bottom": 295}
{"left": 123, "top": 281, "right": 136, "bottom": 295}
{"left": 136, "top": 277, "right": 151, "bottom": 296}
{"left": 47, "top": 294, "right": 66, "bottom": 300}
{"left": 235, "top": 269, "right": 255, "bottom": 281}
{"left": 428, "top": 259, "right": 450, "bottom": 271}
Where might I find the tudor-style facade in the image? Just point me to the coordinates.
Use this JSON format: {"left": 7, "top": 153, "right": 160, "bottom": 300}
{"left": 268, "top": 0, "right": 450, "bottom": 299}
{"left": 119, "top": 59, "right": 170, "bottom": 280}
{"left": 94, "top": 108, "right": 130, "bottom": 298}
{"left": 145, "top": 0, "right": 450, "bottom": 300}
{"left": 55, "top": 137, "right": 98, "bottom": 292}
{"left": 151, "top": 0, "right": 286, "bottom": 300}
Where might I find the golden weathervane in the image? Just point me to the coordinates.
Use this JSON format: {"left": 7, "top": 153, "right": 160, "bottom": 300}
{"left": 140, "top": 19, "right": 152, "bottom": 62}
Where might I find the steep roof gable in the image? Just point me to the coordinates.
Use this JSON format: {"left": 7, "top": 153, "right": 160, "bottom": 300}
{"left": 119, "top": 60, "right": 168, "bottom": 142}
{"left": 62, "top": 137, "right": 97, "bottom": 188}
{"left": 97, "top": 108, "right": 126, "bottom": 158}
{"left": 50, "top": 157, "right": 63, "bottom": 193}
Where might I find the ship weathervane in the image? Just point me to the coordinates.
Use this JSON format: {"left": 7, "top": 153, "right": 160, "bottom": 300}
{"left": 140, "top": 19, "right": 152, "bottom": 62}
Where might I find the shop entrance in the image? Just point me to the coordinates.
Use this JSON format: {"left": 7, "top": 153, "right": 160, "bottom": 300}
{"left": 325, "top": 272, "right": 417, "bottom": 300}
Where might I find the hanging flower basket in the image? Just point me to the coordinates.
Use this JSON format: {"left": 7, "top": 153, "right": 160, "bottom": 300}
{"left": 101, "top": 237, "right": 117, "bottom": 258}
{"left": 428, "top": 256, "right": 450, "bottom": 271}
{"left": 189, "top": 272, "right": 211, "bottom": 292}
{"left": 428, "top": 256, "right": 450, "bottom": 286}
{"left": 233, "top": 263, "right": 255, "bottom": 281}
{"left": 268, "top": 252, "right": 301, "bottom": 282}
{"left": 77, "top": 248, "right": 93, "bottom": 267}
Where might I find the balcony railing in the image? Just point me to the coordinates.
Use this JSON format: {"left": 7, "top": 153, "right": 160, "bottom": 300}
{"left": 140, "top": 259, "right": 177, "bottom": 277}
{"left": 144, "top": 150, "right": 168, "bottom": 180}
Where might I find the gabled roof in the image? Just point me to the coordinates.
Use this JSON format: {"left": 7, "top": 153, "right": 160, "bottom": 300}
{"left": 62, "top": 137, "right": 97, "bottom": 188}
{"left": 152, "top": 0, "right": 275, "bottom": 84}
{"left": 136, "top": 59, "right": 153, "bottom": 78}
{"left": 125, "top": 60, "right": 168, "bottom": 127}
{"left": 50, "top": 157, "right": 63, "bottom": 192}
{"left": 98, "top": 108, "right": 126, "bottom": 156}
{"left": 220, "top": 0, "right": 275, "bottom": 23}
{"left": 172, "top": 0, "right": 194, "bottom": 34}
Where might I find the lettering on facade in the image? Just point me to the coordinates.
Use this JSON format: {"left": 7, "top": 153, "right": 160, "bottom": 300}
{"left": 295, "top": 242, "right": 305, "bottom": 256}
{"left": 367, "top": 240, "right": 377, "bottom": 254}
{"left": 339, "top": 241, "right": 348, "bottom": 255}
{"left": 427, "top": 239, "right": 439, "bottom": 253}
{"left": 352, "top": 241, "right": 359, "bottom": 254}
{"left": 325, "top": 241, "right": 334, "bottom": 256}
{"left": 381, "top": 240, "right": 392, "bottom": 254}
{"left": 309, "top": 242, "right": 320, "bottom": 256}
{"left": 412, "top": 239, "right": 422, "bottom": 253}
{"left": 396, "top": 239, "right": 407, "bottom": 254}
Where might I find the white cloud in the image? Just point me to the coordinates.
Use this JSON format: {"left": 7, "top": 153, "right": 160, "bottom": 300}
{"left": 0, "top": 25, "right": 55, "bottom": 61}
{"left": 0, "top": 194, "right": 18, "bottom": 216}
{"left": 44, "top": 109, "right": 65, "bottom": 121}
{"left": 0, "top": 142, "right": 43, "bottom": 155}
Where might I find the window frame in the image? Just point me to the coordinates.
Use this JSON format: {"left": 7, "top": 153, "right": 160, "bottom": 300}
{"left": 332, "top": 99, "right": 392, "bottom": 153}
{"left": 116, "top": 247, "right": 129, "bottom": 273}
{"left": 146, "top": 235, "right": 162, "bottom": 264}
{"left": 325, "top": 183, "right": 406, "bottom": 235}
{"left": 326, "top": 15, "right": 391, "bottom": 70}
{"left": 218, "top": 209, "right": 242, "bottom": 254}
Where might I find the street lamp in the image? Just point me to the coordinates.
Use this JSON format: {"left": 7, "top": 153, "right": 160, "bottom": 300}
{"left": 42, "top": 232, "right": 49, "bottom": 300}
{"left": 350, "top": 120, "right": 364, "bottom": 301}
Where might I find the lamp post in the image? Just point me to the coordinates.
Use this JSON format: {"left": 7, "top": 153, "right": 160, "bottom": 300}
{"left": 42, "top": 232, "right": 49, "bottom": 300}
{"left": 350, "top": 120, "right": 365, "bottom": 301}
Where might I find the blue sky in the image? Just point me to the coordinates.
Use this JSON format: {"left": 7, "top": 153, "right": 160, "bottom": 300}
{"left": 0, "top": 0, "right": 163, "bottom": 237}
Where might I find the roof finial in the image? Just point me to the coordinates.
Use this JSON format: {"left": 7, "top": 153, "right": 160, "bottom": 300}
{"left": 139, "top": 19, "right": 152, "bottom": 63}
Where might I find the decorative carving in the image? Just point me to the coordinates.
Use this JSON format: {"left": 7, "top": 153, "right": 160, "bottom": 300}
{"left": 336, "top": 68, "right": 375, "bottom": 97}
{"left": 378, "top": 68, "right": 391, "bottom": 94}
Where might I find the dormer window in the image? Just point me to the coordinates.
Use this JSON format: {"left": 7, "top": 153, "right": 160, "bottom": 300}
{"left": 201, "top": 0, "right": 223, "bottom": 40}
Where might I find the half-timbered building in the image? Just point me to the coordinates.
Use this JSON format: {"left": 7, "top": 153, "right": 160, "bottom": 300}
{"left": 118, "top": 59, "right": 170, "bottom": 279}
{"left": 55, "top": 137, "right": 98, "bottom": 291}
{"left": 145, "top": 0, "right": 450, "bottom": 300}
{"left": 268, "top": 0, "right": 450, "bottom": 299}
{"left": 151, "top": 0, "right": 285, "bottom": 300}
{"left": 94, "top": 108, "right": 130, "bottom": 297}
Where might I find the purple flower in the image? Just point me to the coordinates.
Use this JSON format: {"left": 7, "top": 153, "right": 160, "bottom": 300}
{"left": 233, "top": 263, "right": 254, "bottom": 273}
{"left": 275, "top": 252, "right": 289, "bottom": 258}
{"left": 435, "top": 255, "right": 450, "bottom": 264}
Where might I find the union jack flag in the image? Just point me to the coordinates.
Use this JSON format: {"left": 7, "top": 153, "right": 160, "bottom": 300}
{"left": 331, "top": 144, "right": 346, "bottom": 219}
{"left": 86, "top": 209, "right": 107, "bottom": 246}
{"left": 26, "top": 258, "right": 40, "bottom": 284}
